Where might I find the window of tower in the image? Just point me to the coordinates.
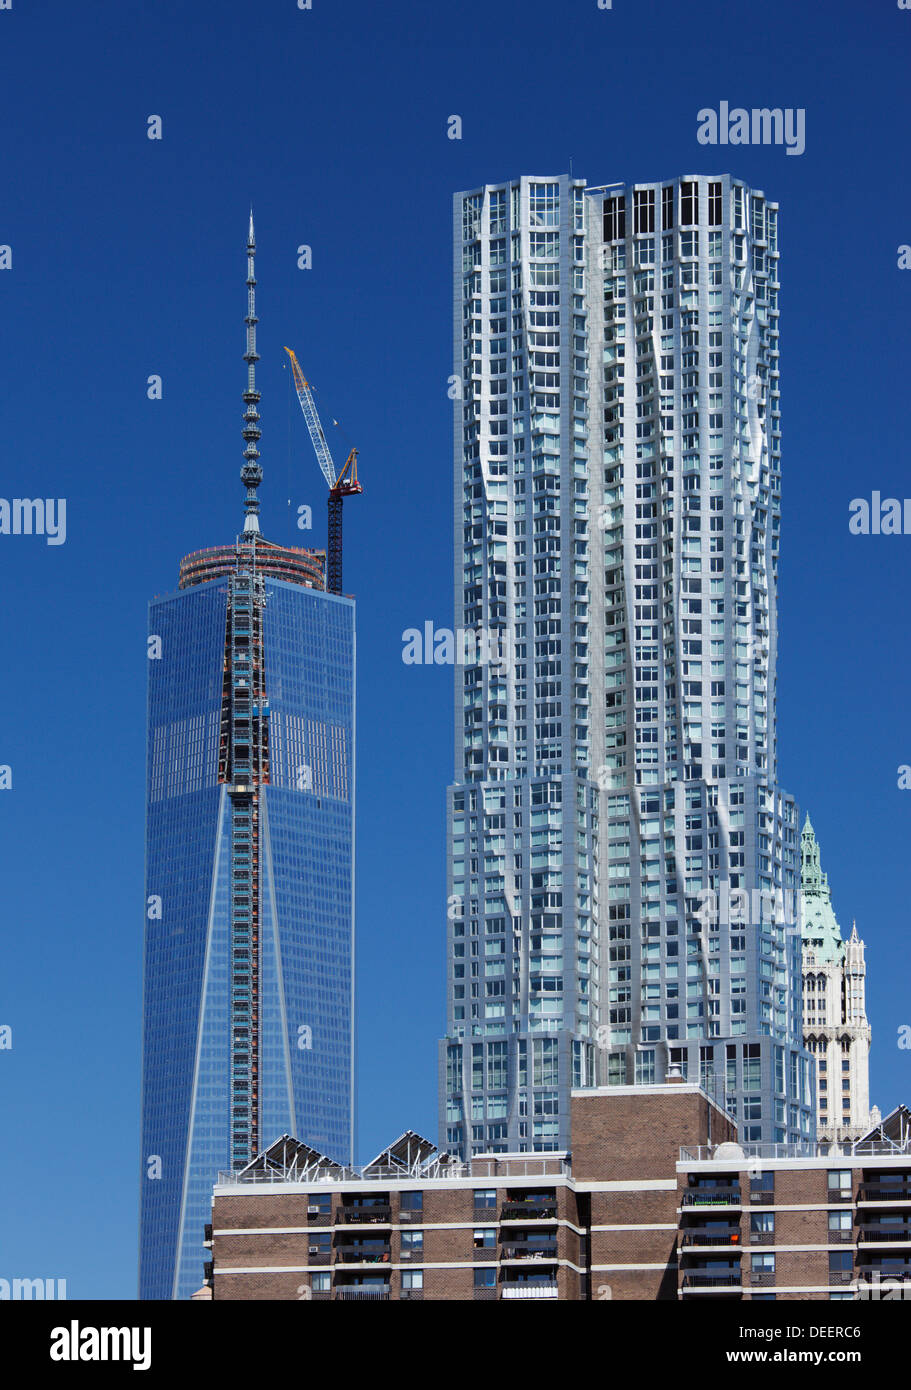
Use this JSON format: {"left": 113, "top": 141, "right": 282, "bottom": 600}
{"left": 603, "top": 195, "right": 626, "bottom": 243}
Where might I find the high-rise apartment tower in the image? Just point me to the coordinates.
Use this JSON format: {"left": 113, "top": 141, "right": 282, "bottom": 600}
{"left": 440, "top": 174, "right": 814, "bottom": 1157}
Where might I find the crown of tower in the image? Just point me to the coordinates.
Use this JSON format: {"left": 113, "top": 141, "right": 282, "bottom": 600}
{"left": 800, "top": 813, "right": 846, "bottom": 963}
{"left": 800, "top": 813, "right": 827, "bottom": 894}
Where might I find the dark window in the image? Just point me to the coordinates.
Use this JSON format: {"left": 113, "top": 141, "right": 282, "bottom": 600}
{"left": 474, "top": 1268, "right": 497, "bottom": 1288}
{"left": 681, "top": 181, "right": 698, "bottom": 227}
{"left": 400, "top": 1191, "right": 423, "bottom": 1211}
{"left": 604, "top": 196, "right": 626, "bottom": 242}
{"left": 634, "top": 189, "right": 655, "bottom": 234}
{"left": 662, "top": 185, "right": 674, "bottom": 231}
{"left": 708, "top": 182, "right": 722, "bottom": 226}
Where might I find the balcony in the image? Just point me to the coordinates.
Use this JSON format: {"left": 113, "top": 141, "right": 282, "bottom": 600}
{"left": 501, "top": 1241, "right": 559, "bottom": 1261}
{"left": 681, "top": 1272, "right": 742, "bottom": 1290}
{"left": 335, "top": 1287, "right": 390, "bottom": 1301}
{"left": 334, "top": 1244, "right": 391, "bottom": 1265}
{"left": 681, "top": 1188, "right": 742, "bottom": 1209}
{"left": 858, "top": 1226, "right": 911, "bottom": 1244}
{"left": 340, "top": 1204, "right": 392, "bottom": 1225}
{"left": 681, "top": 1229, "right": 742, "bottom": 1249}
{"left": 858, "top": 1181, "right": 911, "bottom": 1204}
{"left": 500, "top": 1284, "right": 558, "bottom": 1299}
{"left": 501, "top": 1201, "right": 558, "bottom": 1221}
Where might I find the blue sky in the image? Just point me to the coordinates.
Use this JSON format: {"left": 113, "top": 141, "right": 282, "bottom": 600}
{"left": 0, "top": 0, "right": 909, "bottom": 1298}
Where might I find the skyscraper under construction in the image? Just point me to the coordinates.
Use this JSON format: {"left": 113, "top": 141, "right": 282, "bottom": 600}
{"left": 139, "top": 217, "right": 355, "bottom": 1300}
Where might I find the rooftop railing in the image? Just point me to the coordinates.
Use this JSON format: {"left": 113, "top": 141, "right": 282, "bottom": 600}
{"left": 680, "top": 1139, "right": 911, "bottom": 1164}
{"left": 217, "top": 1153, "right": 571, "bottom": 1187}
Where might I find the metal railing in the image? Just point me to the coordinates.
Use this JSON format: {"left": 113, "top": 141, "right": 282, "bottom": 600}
{"left": 680, "top": 1231, "right": 742, "bottom": 1248}
{"left": 501, "top": 1202, "right": 558, "bottom": 1220}
{"left": 217, "top": 1153, "right": 571, "bottom": 1188}
{"left": 501, "top": 1243, "right": 558, "bottom": 1260}
{"left": 858, "top": 1181, "right": 911, "bottom": 1201}
{"left": 681, "top": 1188, "right": 742, "bottom": 1207}
{"left": 339, "top": 1205, "right": 392, "bottom": 1223}
{"left": 680, "top": 1139, "right": 911, "bottom": 1163}
{"left": 681, "top": 1273, "right": 742, "bottom": 1288}
{"left": 500, "top": 1284, "right": 559, "bottom": 1299}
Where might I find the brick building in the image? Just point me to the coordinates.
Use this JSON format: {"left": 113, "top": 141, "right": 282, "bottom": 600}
{"left": 204, "top": 1084, "right": 911, "bottom": 1301}
{"left": 678, "top": 1104, "right": 911, "bottom": 1299}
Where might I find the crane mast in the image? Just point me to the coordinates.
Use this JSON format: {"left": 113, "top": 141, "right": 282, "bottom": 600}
{"left": 284, "top": 346, "right": 362, "bottom": 595}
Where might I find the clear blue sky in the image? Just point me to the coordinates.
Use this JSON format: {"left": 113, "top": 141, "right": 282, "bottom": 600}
{"left": 0, "top": 0, "right": 909, "bottom": 1299}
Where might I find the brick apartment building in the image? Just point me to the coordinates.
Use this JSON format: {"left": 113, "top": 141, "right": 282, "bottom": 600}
{"left": 202, "top": 1082, "right": 911, "bottom": 1301}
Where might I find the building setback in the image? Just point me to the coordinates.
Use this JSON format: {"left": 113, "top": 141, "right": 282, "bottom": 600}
{"left": 204, "top": 1084, "right": 911, "bottom": 1301}
{"left": 440, "top": 174, "right": 813, "bottom": 1159}
{"left": 139, "top": 217, "right": 356, "bottom": 1300}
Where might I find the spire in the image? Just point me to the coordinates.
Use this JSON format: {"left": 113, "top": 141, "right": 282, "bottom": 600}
{"left": 800, "top": 813, "right": 824, "bottom": 893}
{"left": 241, "top": 210, "right": 262, "bottom": 534}
{"left": 799, "top": 812, "right": 845, "bottom": 963}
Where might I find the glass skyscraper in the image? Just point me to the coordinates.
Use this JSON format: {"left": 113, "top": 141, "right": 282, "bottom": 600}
{"left": 440, "top": 174, "right": 813, "bottom": 1157}
{"left": 139, "top": 218, "right": 355, "bottom": 1300}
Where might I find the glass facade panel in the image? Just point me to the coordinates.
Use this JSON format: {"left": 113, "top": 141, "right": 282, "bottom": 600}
{"left": 140, "top": 568, "right": 354, "bottom": 1299}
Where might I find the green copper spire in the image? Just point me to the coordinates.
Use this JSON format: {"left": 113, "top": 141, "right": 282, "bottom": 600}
{"left": 800, "top": 814, "right": 844, "bottom": 964}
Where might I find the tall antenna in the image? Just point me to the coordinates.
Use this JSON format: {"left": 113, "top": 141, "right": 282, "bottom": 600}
{"left": 241, "top": 210, "right": 262, "bottom": 534}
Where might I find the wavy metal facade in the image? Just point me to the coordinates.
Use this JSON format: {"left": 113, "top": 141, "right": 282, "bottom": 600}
{"left": 440, "top": 174, "right": 813, "bottom": 1159}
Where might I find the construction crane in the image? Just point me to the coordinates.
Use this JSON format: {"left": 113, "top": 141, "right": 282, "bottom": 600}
{"left": 284, "top": 346, "right": 362, "bottom": 596}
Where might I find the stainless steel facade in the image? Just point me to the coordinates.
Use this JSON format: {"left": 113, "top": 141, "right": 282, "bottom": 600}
{"left": 440, "top": 174, "right": 814, "bottom": 1158}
